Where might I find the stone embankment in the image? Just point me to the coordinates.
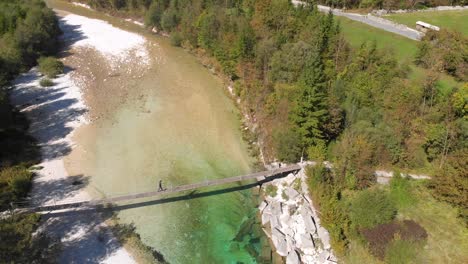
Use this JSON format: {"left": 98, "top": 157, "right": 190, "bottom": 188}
{"left": 259, "top": 163, "right": 336, "bottom": 264}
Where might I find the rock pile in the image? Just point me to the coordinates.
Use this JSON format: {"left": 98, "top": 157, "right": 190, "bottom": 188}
{"left": 259, "top": 165, "right": 336, "bottom": 263}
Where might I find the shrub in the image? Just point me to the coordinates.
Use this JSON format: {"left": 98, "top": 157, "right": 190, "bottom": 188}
{"left": 349, "top": 189, "right": 397, "bottom": 229}
{"left": 361, "top": 220, "right": 427, "bottom": 259}
{"left": 38, "top": 56, "right": 64, "bottom": 78}
{"left": 0, "top": 213, "right": 58, "bottom": 262}
{"left": 170, "top": 31, "right": 183, "bottom": 47}
{"left": 307, "top": 141, "right": 327, "bottom": 161}
{"left": 39, "top": 78, "right": 54, "bottom": 87}
{"left": 273, "top": 128, "right": 303, "bottom": 163}
{"left": 389, "top": 172, "right": 414, "bottom": 209}
{"left": 145, "top": 1, "right": 165, "bottom": 28}
{"left": 265, "top": 184, "right": 278, "bottom": 197}
{"left": 2, "top": 166, "right": 33, "bottom": 200}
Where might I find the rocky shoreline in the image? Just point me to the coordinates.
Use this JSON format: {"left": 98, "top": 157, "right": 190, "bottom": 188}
{"left": 259, "top": 163, "right": 336, "bottom": 263}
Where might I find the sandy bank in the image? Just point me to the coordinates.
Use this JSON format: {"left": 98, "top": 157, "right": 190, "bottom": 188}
{"left": 10, "top": 11, "right": 152, "bottom": 263}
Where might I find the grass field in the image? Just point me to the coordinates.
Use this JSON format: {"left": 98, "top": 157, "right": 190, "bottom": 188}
{"left": 386, "top": 10, "right": 468, "bottom": 37}
{"left": 398, "top": 182, "right": 468, "bottom": 263}
{"left": 336, "top": 16, "right": 419, "bottom": 62}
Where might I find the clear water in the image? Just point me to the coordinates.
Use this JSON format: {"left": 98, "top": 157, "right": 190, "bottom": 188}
{"left": 46, "top": 1, "right": 269, "bottom": 263}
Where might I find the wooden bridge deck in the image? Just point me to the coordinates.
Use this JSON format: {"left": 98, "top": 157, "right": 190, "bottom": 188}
{"left": 18, "top": 164, "right": 302, "bottom": 213}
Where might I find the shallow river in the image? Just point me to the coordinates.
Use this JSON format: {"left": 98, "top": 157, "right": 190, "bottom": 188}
{"left": 46, "top": 1, "right": 270, "bottom": 263}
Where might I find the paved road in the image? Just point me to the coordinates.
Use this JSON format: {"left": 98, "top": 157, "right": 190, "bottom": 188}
{"left": 292, "top": 1, "right": 423, "bottom": 40}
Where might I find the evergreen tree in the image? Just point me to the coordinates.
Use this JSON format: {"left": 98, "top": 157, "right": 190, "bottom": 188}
{"left": 235, "top": 21, "right": 256, "bottom": 59}
{"left": 290, "top": 52, "right": 329, "bottom": 147}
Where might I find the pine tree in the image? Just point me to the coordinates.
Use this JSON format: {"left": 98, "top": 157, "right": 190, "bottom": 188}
{"left": 290, "top": 52, "right": 329, "bottom": 147}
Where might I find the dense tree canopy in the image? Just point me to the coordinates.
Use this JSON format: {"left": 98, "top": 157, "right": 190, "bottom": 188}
{"left": 0, "top": 0, "right": 61, "bottom": 85}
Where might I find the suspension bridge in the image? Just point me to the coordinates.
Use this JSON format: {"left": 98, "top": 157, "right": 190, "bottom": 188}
{"left": 10, "top": 164, "right": 302, "bottom": 215}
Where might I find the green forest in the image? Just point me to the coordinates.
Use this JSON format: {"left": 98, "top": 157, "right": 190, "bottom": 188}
{"left": 0, "top": 0, "right": 466, "bottom": 262}
{"left": 0, "top": 0, "right": 62, "bottom": 262}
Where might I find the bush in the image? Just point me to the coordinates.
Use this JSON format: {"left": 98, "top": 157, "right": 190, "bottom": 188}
{"left": 307, "top": 141, "right": 327, "bottom": 161}
{"left": 38, "top": 56, "right": 64, "bottom": 78}
{"left": 349, "top": 189, "right": 397, "bottom": 229}
{"left": 0, "top": 166, "right": 33, "bottom": 210}
{"left": 39, "top": 78, "right": 54, "bottom": 87}
{"left": 361, "top": 220, "right": 427, "bottom": 259}
{"left": 170, "top": 31, "right": 183, "bottom": 47}
{"left": 265, "top": 184, "right": 278, "bottom": 197}
{"left": 0, "top": 213, "right": 58, "bottom": 262}
{"left": 1, "top": 166, "right": 33, "bottom": 201}
{"left": 273, "top": 128, "right": 303, "bottom": 163}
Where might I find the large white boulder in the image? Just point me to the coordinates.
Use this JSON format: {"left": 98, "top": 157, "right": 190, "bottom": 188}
{"left": 271, "top": 201, "right": 282, "bottom": 215}
{"left": 259, "top": 201, "right": 268, "bottom": 211}
{"left": 262, "top": 212, "right": 272, "bottom": 225}
{"left": 286, "top": 187, "right": 300, "bottom": 200}
{"left": 318, "top": 250, "right": 330, "bottom": 263}
{"left": 286, "top": 250, "right": 301, "bottom": 264}
{"left": 270, "top": 215, "right": 282, "bottom": 229}
{"left": 300, "top": 233, "right": 315, "bottom": 249}
{"left": 272, "top": 229, "right": 288, "bottom": 257}
{"left": 263, "top": 202, "right": 272, "bottom": 214}
{"left": 303, "top": 214, "right": 317, "bottom": 233}
{"left": 317, "top": 227, "right": 331, "bottom": 249}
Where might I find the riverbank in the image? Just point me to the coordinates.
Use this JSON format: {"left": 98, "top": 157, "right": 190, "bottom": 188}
{"left": 9, "top": 9, "right": 159, "bottom": 262}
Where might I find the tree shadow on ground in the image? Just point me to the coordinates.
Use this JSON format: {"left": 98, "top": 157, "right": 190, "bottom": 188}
{"left": 57, "top": 17, "right": 87, "bottom": 58}
{"left": 10, "top": 68, "right": 88, "bottom": 161}
{"left": 29, "top": 174, "right": 90, "bottom": 206}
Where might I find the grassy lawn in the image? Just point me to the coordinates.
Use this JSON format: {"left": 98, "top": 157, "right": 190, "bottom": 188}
{"left": 386, "top": 10, "right": 468, "bottom": 37}
{"left": 398, "top": 182, "right": 468, "bottom": 263}
{"left": 343, "top": 240, "right": 383, "bottom": 264}
{"left": 336, "top": 16, "right": 418, "bottom": 62}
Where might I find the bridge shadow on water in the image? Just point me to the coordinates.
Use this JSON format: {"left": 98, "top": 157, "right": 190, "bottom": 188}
{"left": 43, "top": 171, "right": 291, "bottom": 218}
{"left": 36, "top": 172, "right": 291, "bottom": 263}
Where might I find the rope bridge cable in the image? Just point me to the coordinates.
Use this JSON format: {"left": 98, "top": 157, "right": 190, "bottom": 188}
{"left": 13, "top": 164, "right": 302, "bottom": 214}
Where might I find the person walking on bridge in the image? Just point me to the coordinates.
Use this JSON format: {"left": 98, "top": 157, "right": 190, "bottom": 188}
{"left": 158, "top": 180, "right": 164, "bottom": 192}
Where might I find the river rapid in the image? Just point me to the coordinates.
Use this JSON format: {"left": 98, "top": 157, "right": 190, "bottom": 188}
{"left": 44, "top": 1, "right": 272, "bottom": 263}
